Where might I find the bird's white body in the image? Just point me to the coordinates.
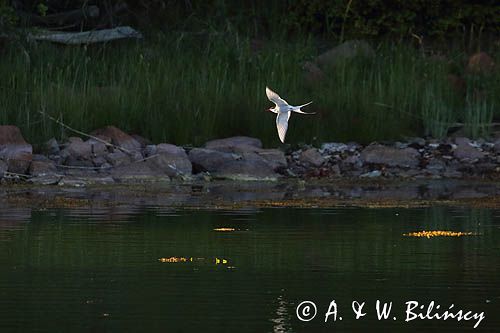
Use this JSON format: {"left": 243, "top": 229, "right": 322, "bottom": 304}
{"left": 265, "top": 86, "right": 314, "bottom": 143}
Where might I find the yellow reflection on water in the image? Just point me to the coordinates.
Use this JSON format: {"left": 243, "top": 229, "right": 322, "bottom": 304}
{"left": 213, "top": 228, "right": 236, "bottom": 232}
{"left": 404, "top": 230, "right": 476, "bottom": 238}
{"left": 158, "top": 257, "right": 231, "bottom": 265}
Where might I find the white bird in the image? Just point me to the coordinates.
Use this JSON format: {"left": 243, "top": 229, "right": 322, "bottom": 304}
{"left": 265, "top": 86, "right": 314, "bottom": 143}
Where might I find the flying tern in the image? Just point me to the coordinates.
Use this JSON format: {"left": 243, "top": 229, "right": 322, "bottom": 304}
{"left": 265, "top": 86, "right": 314, "bottom": 143}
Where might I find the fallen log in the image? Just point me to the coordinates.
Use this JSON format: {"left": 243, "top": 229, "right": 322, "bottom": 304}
{"left": 30, "top": 26, "right": 142, "bottom": 45}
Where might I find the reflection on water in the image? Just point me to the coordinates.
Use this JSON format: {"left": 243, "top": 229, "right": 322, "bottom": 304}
{"left": 0, "top": 206, "right": 498, "bottom": 332}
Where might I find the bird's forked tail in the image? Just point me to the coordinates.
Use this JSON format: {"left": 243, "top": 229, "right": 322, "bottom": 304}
{"left": 292, "top": 101, "right": 314, "bottom": 114}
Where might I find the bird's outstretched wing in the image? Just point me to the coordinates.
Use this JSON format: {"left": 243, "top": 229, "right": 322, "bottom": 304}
{"left": 276, "top": 112, "right": 291, "bottom": 143}
{"left": 266, "top": 86, "right": 289, "bottom": 108}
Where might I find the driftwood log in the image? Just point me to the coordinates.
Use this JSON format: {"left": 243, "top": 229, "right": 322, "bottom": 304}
{"left": 30, "top": 26, "right": 143, "bottom": 45}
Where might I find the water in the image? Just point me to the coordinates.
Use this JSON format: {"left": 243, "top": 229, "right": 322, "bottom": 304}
{"left": 0, "top": 206, "right": 498, "bottom": 332}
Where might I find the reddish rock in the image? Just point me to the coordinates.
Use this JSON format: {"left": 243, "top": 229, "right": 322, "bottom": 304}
{"left": 0, "top": 125, "right": 33, "bottom": 174}
{"left": 91, "top": 126, "right": 141, "bottom": 151}
{"left": 204, "top": 136, "right": 262, "bottom": 153}
{"left": 29, "top": 158, "right": 57, "bottom": 177}
{"left": 467, "top": 52, "right": 495, "bottom": 74}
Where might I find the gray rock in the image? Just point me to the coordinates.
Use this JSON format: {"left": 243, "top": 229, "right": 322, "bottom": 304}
{"left": 189, "top": 148, "right": 237, "bottom": 172}
{"left": 111, "top": 162, "right": 170, "bottom": 183}
{"left": 0, "top": 160, "right": 7, "bottom": 178}
{"left": 44, "top": 138, "right": 60, "bottom": 155}
{"left": 85, "top": 138, "right": 108, "bottom": 156}
{"left": 144, "top": 144, "right": 157, "bottom": 157}
{"left": 256, "top": 149, "right": 287, "bottom": 170}
{"left": 60, "top": 137, "right": 92, "bottom": 160}
{"left": 320, "top": 142, "right": 349, "bottom": 154}
{"left": 453, "top": 140, "right": 484, "bottom": 161}
{"left": 204, "top": 136, "right": 262, "bottom": 153}
{"left": 316, "top": 40, "right": 375, "bottom": 68}
{"left": 106, "top": 150, "right": 130, "bottom": 166}
{"left": 92, "top": 156, "right": 107, "bottom": 167}
{"left": 214, "top": 158, "right": 278, "bottom": 181}
{"left": 28, "top": 175, "right": 61, "bottom": 185}
{"left": 299, "top": 148, "right": 325, "bottom": 167}
{"left": 360, "top": 144, "right": 420, "bottom": 168}
{"left": 148, "top": 143, "right": 192, "bottom": 177}
{"left": 91, "top": 126, "right": 141, "bottom": 151}
{"left": 425, "top": 158, "right": 446, "bottom": 171}
{"left": 493, "top": 138, "right": 500, "bottom": 153}
{"left": 65, "top": 156, "right": 94, "bottom": 168}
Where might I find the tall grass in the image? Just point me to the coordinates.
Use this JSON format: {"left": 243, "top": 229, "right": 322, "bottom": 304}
{"left": 0, "top": 32, "right": 498, "bottom": 147}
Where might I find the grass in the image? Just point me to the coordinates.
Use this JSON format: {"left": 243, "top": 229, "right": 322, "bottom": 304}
{"left": 0, "top": 31, "right": 499, "bottom": 147}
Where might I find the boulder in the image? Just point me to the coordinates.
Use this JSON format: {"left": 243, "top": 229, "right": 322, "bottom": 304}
{"left": 0, "top": 125, "right": 33, "bottom": 174}
{"left": 105, "top": 150, "right": 130, "bottom": 166}
{"left": 60, "top": 137, "right": 92, "bottom": 160}
{"left": 188, "top": 148, "right": 237, "bottom": 173}
{"left": 111, "top": 162, "right": 169, "bottom": 183}
{"left": 453, "top": 138, "right": 484, "bottom": 161}
{"left": 204, "top": 136, "right": 262, "bottom": 153}
{"left": 44, "top": 138, "right": 60, "bottom": 155}
{"left": 91, "top": 126, "right": 141, "bottom": 151}
{"left": 214, "top": 158, "right": 278, "bottom": 181}
{"left": 360, "top": 144, "right": 420, "bottom": 168}
{"left": 316, "top": 40, "right": 375, "bottom": 68}
{"left": 466, "top": 52, "right": 495, "bottom": 75}
{"left": 0, "top": 160, "right": 7, "bottom": 178}
{"left": 256, "top": 149, "right": 287, "bottom": 170}
{"left": 29, "top": 154, "right": 58, "bottom": 177}
{"left": 148, "top": 143, "right": 192, "bottom": 177}
{"left": 299, "top": 148, "right": 325, "bottom": 167}
{"left": 85, "top": 138, "right": 108, "bottom": 156}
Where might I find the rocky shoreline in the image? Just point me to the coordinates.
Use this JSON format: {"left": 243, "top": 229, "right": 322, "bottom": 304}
{"left": 0, "top": 125, "right": 499, "bottom": 186}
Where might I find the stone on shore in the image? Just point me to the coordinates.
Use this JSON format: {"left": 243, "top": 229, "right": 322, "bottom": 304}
{"left": 189, "top": 148, "right": 237, "bottom": 173}
{"left": 148, "top": 143, "right": 192, "bottom": 177}
{"left": 299, "top": 148, "right": 325, "bottom": 167}
{"left": 204, "top": 136, "right": 262, "bottom": 153}
{"left": 256, "top": 149, "right": 287, "bottom": 170}
{"left": 0, "top": 160, "right": 7, "bottom": 178}
{"left": 213, "top": 157, "right": 279, "bottom": 181}
{"left": 0, "top": 125, "right": 33, "bottom": 174}
{"left": 453, "top": 137, "right": 484, "bottom": 161}
{"left": 360, "top": 144, "right": 420, "bottom": 168}
{"left": 111, "top": 162, "right": 170, "bottom": 183}
{"left": 91, "top": 126, "right": 142, "bottom": 151}
{"left": 29, "top": 155, "right": 58, "bottom": 177}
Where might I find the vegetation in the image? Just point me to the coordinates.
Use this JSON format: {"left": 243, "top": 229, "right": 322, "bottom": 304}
{"left": 0, "top": 1, "right": 499, "bottom": 146}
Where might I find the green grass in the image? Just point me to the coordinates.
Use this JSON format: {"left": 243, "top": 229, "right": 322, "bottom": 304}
{"left": 0, "top": 32, "right": 499, "bottom": 147}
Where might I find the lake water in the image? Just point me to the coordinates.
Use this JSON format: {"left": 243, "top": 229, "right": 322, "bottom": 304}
{"left": 0, "top": 205, "right": 498, "bottom": 332}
